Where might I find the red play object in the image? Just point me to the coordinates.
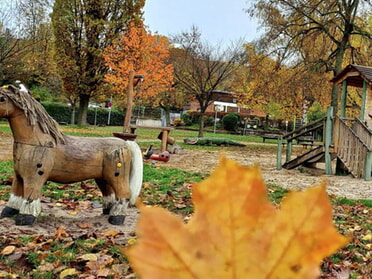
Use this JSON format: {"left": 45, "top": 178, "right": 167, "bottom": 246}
{"left": 150, "top": 151, "right": 170, "bottom": 162}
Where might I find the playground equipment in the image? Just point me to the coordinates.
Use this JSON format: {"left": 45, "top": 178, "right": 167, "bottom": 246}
{"left": 277, "top": 64, "right": 372, "bottom": 181}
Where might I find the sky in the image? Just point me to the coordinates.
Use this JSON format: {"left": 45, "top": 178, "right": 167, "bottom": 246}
{"left": 143, "top": 0, "right": 261, "bottom": 46}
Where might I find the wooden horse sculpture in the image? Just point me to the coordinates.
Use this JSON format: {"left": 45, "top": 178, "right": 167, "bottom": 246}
{"left": 0, "top": 85, "right": 143, "bottom": 226}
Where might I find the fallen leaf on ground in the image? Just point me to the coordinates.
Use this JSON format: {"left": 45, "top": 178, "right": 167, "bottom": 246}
{"left": 1, "top": 245, "right": 15, "bottom": 255}
{"left": 54, "top": 226, "right": 67, "bottom": 240}
{"left": 59, "top": 268, "right": 78, "bottom": 278}
{"left": 127, "top": 157, "right": 349, "bottom": 279}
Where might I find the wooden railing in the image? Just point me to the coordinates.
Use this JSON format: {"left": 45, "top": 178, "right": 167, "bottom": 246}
{"left": 352, "top": 118, "right": 372, "bottom": 148}
{"left": 333, "top": 116, "right": 372, "bottom": 179}
{"left": 279, "top": 117, "right": 325, "bottom": 166}
{"left": 283, "top": 117, "right": 325, "bottom": 143}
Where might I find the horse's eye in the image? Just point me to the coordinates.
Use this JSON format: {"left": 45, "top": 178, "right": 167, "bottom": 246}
{"left": 0, "top": 96, "right": 6, "bottom": 102}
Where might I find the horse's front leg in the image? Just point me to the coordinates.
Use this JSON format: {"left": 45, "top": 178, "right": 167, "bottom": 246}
{"left": 14, "top": 179, "right": 44, "bottom": 226}
{"left": 1, "top": 176, "right": 43, "bottom": 225}
{"left": 9, "top": 146, "right": 53, "bottom": 225}
{"left": 1, "top": 175, "right": 24, "bottom": 218}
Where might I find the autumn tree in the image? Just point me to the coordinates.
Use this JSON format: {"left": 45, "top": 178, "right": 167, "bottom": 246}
{"left": 246, "top": 0, "right": 372, "bottom": 114}
{"left": 238, "top": 43, "right": 331, "bottom": 120}
{"left": 13, "top": 0, "right": 63, "bottom": 94}
{"left": 0, "top": 1, "right": 32, "bottom": 84}
{"left": 51, "top": 0, "right": 145, "bottom": 125}
{"left": 104, "top": 24, "right": 174, "bottom": 127}
{"left": 171, "top": 26, "right": 244, "bottom": 137}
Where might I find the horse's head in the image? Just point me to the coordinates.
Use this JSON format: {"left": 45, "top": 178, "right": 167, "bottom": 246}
{"left": 0, "top": 84, "right": 65, "bottom": 144}
{"left": 0, "top": 85, "right": 20, "bottom": 118}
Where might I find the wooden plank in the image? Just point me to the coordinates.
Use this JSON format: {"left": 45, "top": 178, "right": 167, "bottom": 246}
{"left": 282, "top": 146, "right": 324, "bottom": 169}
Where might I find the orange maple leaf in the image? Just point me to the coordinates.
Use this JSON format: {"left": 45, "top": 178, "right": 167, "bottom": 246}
{"left": 126, "top": 157, "right": 348, "bottom": 278}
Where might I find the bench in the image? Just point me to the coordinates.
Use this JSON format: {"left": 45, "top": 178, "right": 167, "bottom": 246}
{"left": 130, "top": 125, "right": 175, "bottom": 152}
{"left": 261, "top": 134, "right": 281, "bottom": 142}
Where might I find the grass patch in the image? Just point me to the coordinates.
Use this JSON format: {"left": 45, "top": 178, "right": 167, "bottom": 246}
{"left": 142, "top": 164, "right": 204, "bottom": 215}
{"left": 335, "top": 197, "right": 372, "bottom": 208}
{"left": 267, "top": 183, "right": 289, "bottom": 204}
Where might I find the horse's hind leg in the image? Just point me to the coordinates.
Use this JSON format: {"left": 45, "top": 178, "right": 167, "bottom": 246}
{"left": 1, "top": 175, "right": 24, "bottom": 218}
{"left": 103, "top": 148, "right": 132, "bottom": 225}
{"left": 95, "top": 178, "right": 115, "bottom": 215}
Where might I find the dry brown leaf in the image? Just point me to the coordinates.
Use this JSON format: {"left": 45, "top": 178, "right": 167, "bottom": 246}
{"left": 126, "top": 157, "right": 349, "bottom": 279}
{"left": 78, "top": 223, "right": 94, "bottom": 229}
{"left": 54, "top": 226, "right": 67, "bottom": 240}
{"left": 1, "top": 245, "right": 15, "bottom": 256}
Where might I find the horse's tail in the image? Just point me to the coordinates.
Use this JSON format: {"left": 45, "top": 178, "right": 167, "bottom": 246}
{"left": 126, "top": 141, "right": 143, "bottom": 205}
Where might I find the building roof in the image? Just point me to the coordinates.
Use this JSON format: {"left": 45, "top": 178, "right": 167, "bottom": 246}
{"left": 211, "top": 90, "right": 233, "bottom": 94}
{"left": 330, "top": 64, "right": 372, "bottom": 88}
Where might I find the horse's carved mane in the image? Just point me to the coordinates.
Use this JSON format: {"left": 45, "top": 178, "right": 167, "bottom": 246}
{"left": 1, "top": 85, "right": 65, "bottom": 144}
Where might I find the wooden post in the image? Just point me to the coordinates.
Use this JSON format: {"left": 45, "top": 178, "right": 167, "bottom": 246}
{"left": 364, "top": 151, "right": 372, "bottom": 181}
{"left": 360, "top": 80, "right": 367, "bottom": 120}
{"left": 325, "top": 106, "right": 333, "bottom": 175}
{"left": 340, "top": 80, "right": 347, "bottom": 118}
{"left": 286, "top": 140, "right": 292, "bottom": 163}
{"left": 123, "top": 70, "right": 134, "bottom": 133}
{"left": 277, "top": 136, "right": 283, "bottom": 170}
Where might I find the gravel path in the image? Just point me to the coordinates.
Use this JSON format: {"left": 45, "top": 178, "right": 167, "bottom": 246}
{"left": 161, "top": 147, "right": 372, "bottom": 200}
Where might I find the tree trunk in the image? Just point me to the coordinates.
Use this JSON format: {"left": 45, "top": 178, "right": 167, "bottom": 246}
{"left": 77, "top": 94, "right": 90, "bottom": 126}
{"left": 198, "top": 112, "right": 205, "bottom": 137}
{"left": 331, "top": 35, "right": 348, "bottom": 115}
{"left": 162, "top": 106, "right": 171, "bottom": 126}
{"left": 123, "top": 70, "right": 134, "bottom": 133}
{"left": 70, "top": 104, "right": 76, "bottom": 125}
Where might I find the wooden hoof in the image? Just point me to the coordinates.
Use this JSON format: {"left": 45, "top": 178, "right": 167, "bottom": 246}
{"left": 15, "top": 214, "right": 36, "bottom": 226}
{"left": 108, "top": 215, "right": 125, "bottom": 225}
{"left": 1, "top": 206, "right": 19, "bottom": 218}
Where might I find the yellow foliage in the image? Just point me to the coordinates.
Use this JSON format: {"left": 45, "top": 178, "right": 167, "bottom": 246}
{"left": 126, "top": 157, "right": 348, "bottom": 279}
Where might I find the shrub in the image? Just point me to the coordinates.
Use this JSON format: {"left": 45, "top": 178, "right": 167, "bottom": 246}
{"left": 41, "top": 102, "right": 124, "bottom": 126}
{"left": 181, "top": 113, "right": 193, "bottom": 126}
{"left": 222, "top": 113, "right": 241, "bottom": 131}
{"left": 204, "top": 116, "right": 215, "bottom": 127}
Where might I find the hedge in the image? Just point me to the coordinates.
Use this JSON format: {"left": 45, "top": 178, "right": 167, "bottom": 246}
{"left": 42, "top": 102, "right": 125, "bottom": 126}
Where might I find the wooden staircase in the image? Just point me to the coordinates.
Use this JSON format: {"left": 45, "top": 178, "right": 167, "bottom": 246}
{"left": 278, "top": 112, "right": 372, "bottom": 180}
{"left": 333, "top": 116, "right": 372, "bottom": 179}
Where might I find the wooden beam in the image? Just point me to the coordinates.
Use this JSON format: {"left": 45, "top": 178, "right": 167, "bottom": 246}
{"left": 360, "top": 80, "right": 367, "bottom": 120}
{"left": 364, "top": 151, "right": 372, "bottom": 181}
{"left": 276, "top": 136, "right": 283, "bottom": 170}
{"left": 340, "top": 80, "right": 347, "bottom": 117}
{"left": 325, "top": 107, "right": 333, "bottom": 175}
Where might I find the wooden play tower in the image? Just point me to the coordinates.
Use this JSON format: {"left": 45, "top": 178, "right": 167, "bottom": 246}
{"left": 277, "top": 64, "right": 372, "bottom": 181}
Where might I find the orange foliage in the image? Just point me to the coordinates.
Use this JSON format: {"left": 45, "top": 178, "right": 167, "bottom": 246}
{"left": 126, "top": 157, "right": 348, "bottom": 279}
{"left": 104, "top": 24, "right": 174, "bottom": 105}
